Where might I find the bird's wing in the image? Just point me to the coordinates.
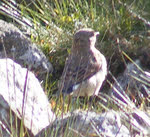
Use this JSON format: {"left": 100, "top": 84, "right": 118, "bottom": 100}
{"left": 59, "top": 52, "right": 102, "bottom": 94}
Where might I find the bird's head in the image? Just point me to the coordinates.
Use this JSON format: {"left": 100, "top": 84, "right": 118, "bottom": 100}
{"left": 72, "top": 28, "right": 99, "bottom": 50}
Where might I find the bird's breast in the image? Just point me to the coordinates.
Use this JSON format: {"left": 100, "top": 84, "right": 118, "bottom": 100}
{"left": 71, "top": 67, "right": 107, "bottom": 96}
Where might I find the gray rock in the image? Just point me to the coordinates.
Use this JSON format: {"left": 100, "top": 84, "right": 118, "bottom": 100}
{"left": 110, "top": 60, "right": 150, "bottom": 136}
{"left": 0, "top": 19, "right": 53, "bottom": 80}
{"left": 111, "top": 60, "right": 150, "bottom": 105}
{"left": 36, "top": 110, "right": 130, "bottom": 137}
{"left": 0, "top": 58, "right": 56, "bottom": 136}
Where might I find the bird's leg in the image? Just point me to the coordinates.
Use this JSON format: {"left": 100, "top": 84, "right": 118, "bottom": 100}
{"left": 66, "top": 95, "right": 72, "bottom": 112}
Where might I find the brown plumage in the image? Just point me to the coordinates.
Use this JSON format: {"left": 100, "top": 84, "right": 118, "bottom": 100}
{"left": 59, "top": 28, "right": 107, "bottom": 96}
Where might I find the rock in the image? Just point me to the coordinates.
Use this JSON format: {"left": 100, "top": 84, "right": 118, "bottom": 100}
{"left": 0, "top": 19, "right": 53, "bottom": 80}
{"left": 130, "top": 109, "right": 150, "bottom": 135}
{"left": 0, "top": 58, "right": 56, "bottom": 136}
{"left": 111, "top": 60, "right": 150, "bottom": 106}
{"left": 36, "top": 110, "right": 130, "bottom": 137}
{"left": 110, "top": 60, "right": 150, "bottom": 136}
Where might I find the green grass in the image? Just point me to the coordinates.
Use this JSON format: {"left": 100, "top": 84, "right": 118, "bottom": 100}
{"left": 18, "top": 0, "right": 149, "bottom": 88}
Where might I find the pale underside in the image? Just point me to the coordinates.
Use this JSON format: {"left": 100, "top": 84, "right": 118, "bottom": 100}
{"left": 71, "top": 57, "right": 107, "bottom": 96}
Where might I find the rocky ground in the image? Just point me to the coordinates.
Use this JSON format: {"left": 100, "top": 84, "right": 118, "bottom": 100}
{"left": 0, "top": 0, "right": 150, "bottom": 137}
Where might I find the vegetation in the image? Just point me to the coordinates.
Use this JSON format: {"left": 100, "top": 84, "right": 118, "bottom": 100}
{"left": 0, "top": 0, "right": 150, "bottom": 136}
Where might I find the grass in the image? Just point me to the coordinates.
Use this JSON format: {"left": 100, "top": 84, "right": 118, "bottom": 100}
{"left": 17, "top": 0, "right": 149, "bottom": 87}
{"left": 0, "top": 0, "right": 150, "bottom": 136}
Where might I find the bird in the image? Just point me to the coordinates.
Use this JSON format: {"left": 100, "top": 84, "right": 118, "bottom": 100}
{"left": 59, "top": 28, "right": 107, "bottom": 97}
